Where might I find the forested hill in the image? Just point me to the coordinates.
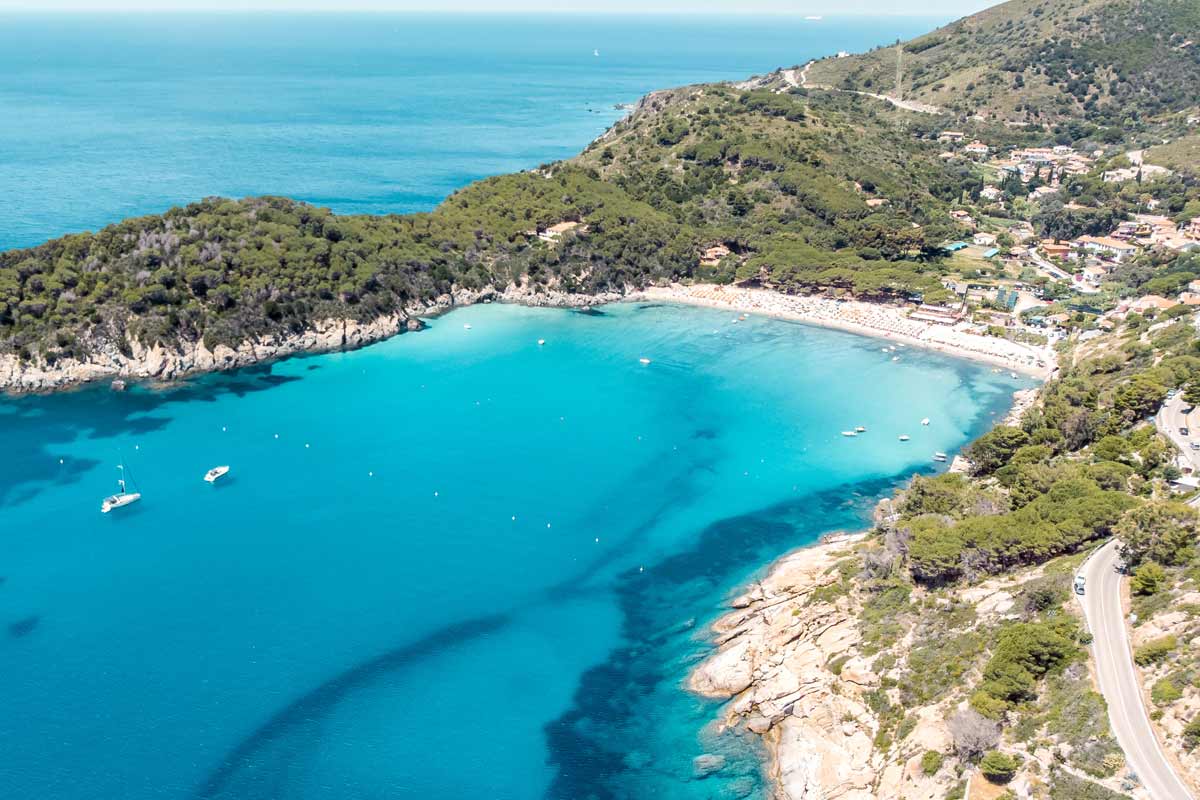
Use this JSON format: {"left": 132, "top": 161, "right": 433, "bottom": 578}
{"left": 2, "top": 0, "right": 1198, "bottom": 368}
{"left": 806, "top": 0, "right": 1200, "bottom": 127}
{"left": 0, "top": 86, "right": 971, "bottom": 364}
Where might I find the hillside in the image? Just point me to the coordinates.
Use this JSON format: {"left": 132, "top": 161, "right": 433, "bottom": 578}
{"left": 806, "top": 0, "right": 1200, "bottom": 129}
{"left": 0, "top": 88, "right": 973, "bottom": 373}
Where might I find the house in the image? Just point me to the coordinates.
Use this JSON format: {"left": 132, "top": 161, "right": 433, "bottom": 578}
{"left": 1040, "top": 240, "right": 1071, "bottom": 260}
{"left": 938, "top": 131, "right": 965, "bottom": 143}
{"left": 983, "top": 247, "right": 1001, "bottom": 259}
{"left": 1073, "top": 235, "right": 1138, "bottom": 263}
{"left": 699, "top": 243, "right": 732, "bottom": 267}
{"left": 865, "top": 198, "right": 890, "bottom": 208}
{"left": 1188, "top": 217, "right": 1200, "bottom": 238}
{"left": 910, "top": 304, "right": 963, "bottom": 325}
{"left": 1045, "top": 313, "right": 1071, "bottom": 328}
{"left": 1160, "top": 237, "right": 1200, "bottom": 253}
{"left": 535, "top": 220, "right": 585, "bottom": 242}
{"left": 1130, "top": 295, "right": 1177, "bottom": 313}
{"left": 980, "top": 185, "right": 1003, "bottom": 202}
{"left": 1188, "top": 279, "right": 1200, "bottom": 294}
{"left": 973, "top": 232, "right": 997, "bottom": 247}
{"left": 1052, "top": 145, "right": 1074, "bottom": 155}
{"left": 1078, "top": 264, "right": 1108, "bottom": 287}
{"left": 1028, "top": 185, "right": 1060, "bottom": 202}
{"left": 949, "top": 210, "right": 976, "bottom": 229}
{"left": 1103, "top": 164, "right": 1172, "bottom": 183}
{"left": 964, "top": 141, "right": 990, "bottom": 156}
{"left": 1178, "top": 292, "right": 1200, "bottom": 306}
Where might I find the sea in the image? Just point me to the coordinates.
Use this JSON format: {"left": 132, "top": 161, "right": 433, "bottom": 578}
{"left": 0, "top": 12, "right": 1025, "bottom": 800}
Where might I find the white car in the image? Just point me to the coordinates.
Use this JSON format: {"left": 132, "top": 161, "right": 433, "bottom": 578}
{"left": 1074, "top": 575, "right": 1086, "bottom": 595}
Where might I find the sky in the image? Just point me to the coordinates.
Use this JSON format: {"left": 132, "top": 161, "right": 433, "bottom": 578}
{"left": 0, "top": 0, "right": 1001, "bottom": 14}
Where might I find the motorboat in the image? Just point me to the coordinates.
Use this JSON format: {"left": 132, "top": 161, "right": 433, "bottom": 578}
{"left": 932, "top": 452, "right": 948, "bottom": 462}
{"left": 841, "top": 431, "right": 858, "bottom": 437}
{"left": 898, "top": 435, "right": 911, "bottom": 442}
{"left": 204, "top": 465, "right": 230, "bottom": 484}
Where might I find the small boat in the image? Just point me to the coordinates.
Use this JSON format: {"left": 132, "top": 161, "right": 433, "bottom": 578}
{"left": 204, "top": 465, "right": 230, "bottom": 484}
{"left": 892, "top": 356, "right": 900, "bottom": 362}
{"left": 855, "top": 426, "right": 866, "bottom": 432}
{"left": 593, "top": 49, "right": 600, "bottom": 57}
{"left": 841, "top": 431, "right": 858, "bottom": 437}
{"left": 881, "top": 347, "right": 890, "bottom": 353}
{"left": 933, "top": 452, "right": 948, "bottom": 462}
{"left": 463, "top": 323, "right": 472, "bottom": 330}
{"left": 898, "top": 435, "right": 910, "bottom": 442}
{"left": 1009, "top": 372, "right": 1018, "bottom": 378}
{"left": 921, "top": 418, "right": 930, "bottom": 426}
{"left": 639, "top": 357, "right": 651, "bottom": 365}
{"left": 100, "top": 463, "right": 141, "bottom": 513}
{"left": 537, "top": 339, "right": 546, "bottom": 346}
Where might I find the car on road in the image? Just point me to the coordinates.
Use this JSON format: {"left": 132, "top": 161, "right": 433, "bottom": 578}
{"left": 1074, "top": 575, "right": 1086, "bottom": 595}
{"left": 1191, "top": 442, "right": 1200, "bottom": 451}
{"left": 1168, "top": 389, "right": 1178, "bottom": 399}
{"left": 1180, "top": 427, "right": 1190, "bottom": 437}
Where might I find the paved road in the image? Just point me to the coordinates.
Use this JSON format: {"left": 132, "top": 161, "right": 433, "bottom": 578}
{"left": 1078, "top": 541, "right": 1195, "bottom": 800}
{"left": 1157, "top": 394, "right": 1199, "bottom": 473}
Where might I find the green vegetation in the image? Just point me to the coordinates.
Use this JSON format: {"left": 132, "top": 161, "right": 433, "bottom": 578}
{"left": 980, "top": 750, "right": 1020, "bottom": 784}
{"left": 1133, "top": 635, "right": 1177, "bottom": 666}
{"left": 807, "top": 0, "right": 1200, "bottom": 129}
{"left": 921, "top": 749, "right": 945, "bottom": 775}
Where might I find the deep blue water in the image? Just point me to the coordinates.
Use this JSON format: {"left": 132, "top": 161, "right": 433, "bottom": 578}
{"left": 0, "top": 13, "right": 940, "bottom": 251}
{"left": 1, "top": 302, "right": 1031, "bottom": 799}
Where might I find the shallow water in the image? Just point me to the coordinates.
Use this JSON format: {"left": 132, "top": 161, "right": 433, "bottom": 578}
{"left": 1, "top": 302, "right": 1032, "bottom": 799}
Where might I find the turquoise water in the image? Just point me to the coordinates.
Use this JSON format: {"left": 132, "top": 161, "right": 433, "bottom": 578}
{"left": 0, "top": 13, "right": 942, "bottom": 251}
{"left": 1, "top": 302, "right": 1030, "bottom": 799}
{"left": 0, "top": 12, "right": 1015, "bottom": 798}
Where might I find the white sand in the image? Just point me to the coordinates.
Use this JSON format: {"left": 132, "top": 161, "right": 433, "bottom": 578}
{"left": 640, "top": 284, "right": 1056, "bottom": 379}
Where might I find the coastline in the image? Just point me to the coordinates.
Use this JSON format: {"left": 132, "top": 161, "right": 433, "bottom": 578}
{"left": 0, "top": 281, "right": 625, "bottom": 396}
{"left": 0, "top": 281, "right": 1054, "bottom": 396}
{"left": 640, "top": 284, "right": 1056, "bottom": 380}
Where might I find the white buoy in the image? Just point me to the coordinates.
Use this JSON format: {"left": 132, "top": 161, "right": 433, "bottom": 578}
{"left": 305, "top": 443, "right": 310, "bottom": 448}
{"left": 274, "top": 434, "right": 279, "bottom": 439}
{"left": 434, "top": 491, "right": 439, "bottom": 497}
{"left": 222, "top": 426, "right": 227, "bottom": 432}
{"left": 368, "top": 471, "right": 374, "bottom": 477}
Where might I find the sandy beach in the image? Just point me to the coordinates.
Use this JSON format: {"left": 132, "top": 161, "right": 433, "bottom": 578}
{"left": 640, "top": 284, "right": 1056, "bottom": 379}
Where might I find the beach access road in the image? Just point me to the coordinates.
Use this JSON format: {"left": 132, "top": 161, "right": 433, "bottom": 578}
{"left": 1078, "top": 540, "right": 1196, "bottom": 800}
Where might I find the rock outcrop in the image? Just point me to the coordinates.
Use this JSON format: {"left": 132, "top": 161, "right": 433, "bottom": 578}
{"left": 0, "top": 281, "right": 632, "bottom": 395}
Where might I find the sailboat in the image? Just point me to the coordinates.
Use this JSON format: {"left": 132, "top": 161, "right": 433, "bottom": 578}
{"left": 100, "top": 462, "right": 141, "bottom": 513}
{"left": 593, "top": 49, "right": 600, "bottom": 57}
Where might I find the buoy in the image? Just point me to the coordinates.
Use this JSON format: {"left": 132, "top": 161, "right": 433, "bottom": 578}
{"left": 274, "top": 434, "right": 279, "bottom": 439}
{"left": 222, "top": 426, "right": 227, "bottom": 432}
{"left": 368, "top": 471, "right": 374, "bottom": 477}
{"left": 305, "top": 443, "right": 310, "bottom": 448}
{"left": 434, "top": 491, "right": 439, "bottom": 497}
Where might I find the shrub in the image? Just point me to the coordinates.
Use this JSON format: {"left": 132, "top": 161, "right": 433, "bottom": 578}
{"left": 980, "top": 750, "right": 1020, "bottom": 784}
{"left": 1131, "top": 562, "right": 1166, "bottom": 596}
{"left": 1185, "top": 716, "right": 1200, "bottom": 750}
{"left": 921, "top": 749, "right": 945, "bottom": 775}
{"left": 1151, "top": 678, "right": 1182, "bottom": 705}
{"left": 1133, "top": 635, "right": 1177, "bottom": 666}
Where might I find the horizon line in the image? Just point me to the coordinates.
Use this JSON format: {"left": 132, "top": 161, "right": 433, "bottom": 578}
{"left": 0, "top": 7, "right": 949, "bottom": 16}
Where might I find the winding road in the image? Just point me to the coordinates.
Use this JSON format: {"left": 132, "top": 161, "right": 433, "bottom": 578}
{"left": 1078, "top": 541, "right": 1196, "bottom": 800}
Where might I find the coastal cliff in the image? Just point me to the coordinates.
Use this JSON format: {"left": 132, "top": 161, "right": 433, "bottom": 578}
{"left": 0, "top": 281, "right": 625, "bottom": 394}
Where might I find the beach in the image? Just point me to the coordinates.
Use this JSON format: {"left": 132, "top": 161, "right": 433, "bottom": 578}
{"left": 640, "top": 284, "right": 1056, "bottom": 379}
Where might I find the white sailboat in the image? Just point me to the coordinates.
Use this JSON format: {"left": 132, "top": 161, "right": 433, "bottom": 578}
{"left": 204, "top": 465, "right": 230, "bottom": 484}
{"left": 100, "top": 463, "right": 141, "bottom": 513}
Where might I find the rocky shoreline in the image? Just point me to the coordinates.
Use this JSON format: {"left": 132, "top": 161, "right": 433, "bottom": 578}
{"left": 0, "top": 281, "right": 629, "bottom": 395}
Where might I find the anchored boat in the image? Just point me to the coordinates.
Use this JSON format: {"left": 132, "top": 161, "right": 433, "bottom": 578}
{"left": 100, "top": 463, "right": 141, "bottom": 513}
{"left": 204, "top": 465, "right": 230, "bottom": 484}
